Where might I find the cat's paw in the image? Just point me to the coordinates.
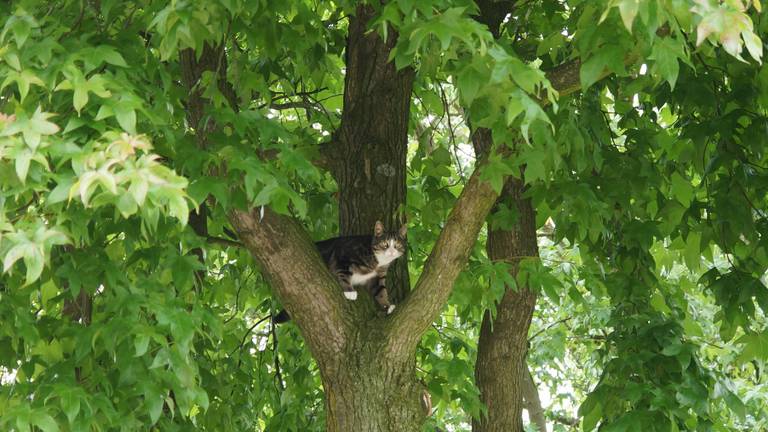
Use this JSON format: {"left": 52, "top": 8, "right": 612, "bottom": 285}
{"left": 386, "top": 304, "right": 396, "bottom": 314}
{"left": 343, "top": 291, "right": 358, "bottom": 300}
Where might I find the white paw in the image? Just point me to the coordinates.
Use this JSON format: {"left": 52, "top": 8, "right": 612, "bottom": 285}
{"left": 386, "top": 304, "right": 396, "bottom": 314}
{"left": 343, "top": 291, "right": 358, "bottom": 300}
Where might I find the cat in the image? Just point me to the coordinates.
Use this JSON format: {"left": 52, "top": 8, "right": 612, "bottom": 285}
{"left": 273, "top": 221, "right": 406, "bottom": 323}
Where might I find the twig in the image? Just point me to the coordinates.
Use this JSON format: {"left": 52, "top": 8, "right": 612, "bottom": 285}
{"left": 223, "top": 269, "right": 255, "bottom": 324}
{"left": 229, "top": 315, "right": 270, "bottom": 356}
{"left": 528, "top": 316, "right": 572, "bottom": 342}
{"left": 272, "top": 320, "right": 285, "bottom": 391}
{"left": 60, "top": 0, "right": 86, "bottom": 40}
{"left": 438, "top": 82, "right": 466, "bottom": 184}
{"left": 206, "top": 235, "right": 243, "bottom": 248}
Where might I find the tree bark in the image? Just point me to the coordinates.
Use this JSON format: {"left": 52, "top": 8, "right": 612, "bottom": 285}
{"left": 472, "top": 128, "right": 538, "bottom": 432}
{"left": 321, "top": 336, "right": 425, "bottom": 432}
{"left": 331, "top": 5, "right": 415, "bottom": 303}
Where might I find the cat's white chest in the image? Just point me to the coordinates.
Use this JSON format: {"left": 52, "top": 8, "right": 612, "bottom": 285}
{"left": 349, "top": 270, "right": 378, "bottom": 286}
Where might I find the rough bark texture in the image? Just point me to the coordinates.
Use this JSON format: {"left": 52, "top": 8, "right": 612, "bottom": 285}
{"left": 472, "top": 129, "right": 538, "bottom": 432}
{"left": 321, "top": 335, "right": 424, "bottom": 432}
{"left": 332, "top": 5, "right": 415, "bottom": 304}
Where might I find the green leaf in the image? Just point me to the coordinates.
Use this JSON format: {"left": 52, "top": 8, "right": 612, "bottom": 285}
{"left": 742, "top": 30, "right": 763, "bottom": 64}
{"left": 579, "top": 394, "right": 603, "bottom": 431}
{"left": 736, "top": 331, "right": 768, "bottom": 362}
{"left": 135, "top": 334, "right": 150, "bottom": 357}
{"left": 31, "top": 413, "right": 59, "bottom": 432}
{"left": 651, "top": 39, "right": 683, "bottom": 90}
{"left": 618, "top": 0, "right": 639, "bottom": 32}
{"left": 61, "top": 391, "right": 81, "bottom": 424}
{"left": 506, "top": 97, "right": 524, "bottom": 125}
{"left": 479, "top": 153, "right": 515, "bottom": 194}
{"left": 4, "top": 51, "right": 21, "bottom": 70}
{"left": 650, "top": 291, "right": 672, "bottom": 314}
{"left": 147, "top": 394, "right": 164, "bottom": 425}
{"left": 15, "top": 149, "right": 32, "bottom": 183}
{"left": 580, "top": 45, "right": 625, "bottom": 91}
{"left": 97, "top": 45, "right": 129, "bottom": 67}
{"left": 4, "top": 242, "right": 30, "bottom": 272}
{"left": 167, "top": 194, "right": 189, "bottom": 226}
{"left": 683, "top": 231, "right": 701, "bottom": 272}
{"left": 23, "top": 246, "right": 45, "bottom": 284}
{"left": 457, "top": 66, "right": 482, "bottom": 105}
{"left": 117, "top": 192, "right": 138, "bottom": 218}
{"left": 114, "top": 104, "right": 137, "bottom": 134}
{"left": 73, "top": 85, "right": 89, "bottom": 113}
{"left": 670, "top": 172, "right": 694, "bottom": 205}
{"left": 48, "top": 178, "right": 75, "bottom": 205}
{"left": 95, "top": 104, "right": 114, "bottom": 120}
{"left": 129, "top": 178, "right": 149, "bottom": 206}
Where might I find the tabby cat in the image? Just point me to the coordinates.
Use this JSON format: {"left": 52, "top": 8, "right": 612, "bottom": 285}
{"left": 273, "top": 221, "right": 406, "bottom": 323}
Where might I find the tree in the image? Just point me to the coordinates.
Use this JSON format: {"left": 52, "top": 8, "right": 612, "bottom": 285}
{"left": 2, "top": 0, "right": 768, "bottom": 431}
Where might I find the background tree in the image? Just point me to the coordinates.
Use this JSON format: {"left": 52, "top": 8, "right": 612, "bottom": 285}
{"left": 1, "top": 1, "right": 768, "bottom": 432}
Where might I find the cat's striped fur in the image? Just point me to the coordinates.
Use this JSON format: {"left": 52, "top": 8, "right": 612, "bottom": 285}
{"left": 273, "top": 221, "right": 406, "bottom": 323}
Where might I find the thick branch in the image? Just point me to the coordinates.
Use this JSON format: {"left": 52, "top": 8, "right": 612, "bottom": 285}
{"left": 387, "top": 162, "right": 499, "bottom": 352}
{"left": 542, "top": 24, "right": 669, "bottom": 103}
{"left": 256, "top": 141, "right": 333, "bottom": 172}
{"left": 545, "top": 59, "right": 582, "bottom": 99}
{"left": 228, "top": 208, "right": 350, "bottom": 362}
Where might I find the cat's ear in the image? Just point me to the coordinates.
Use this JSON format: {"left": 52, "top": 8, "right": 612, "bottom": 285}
{"left": 398, "top": 224, "right": 407, "bottom": 238}
{"left": 374, "top": 221, "right": 384, "bottom": 236}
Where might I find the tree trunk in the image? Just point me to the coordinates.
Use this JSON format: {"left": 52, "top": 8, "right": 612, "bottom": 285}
{"left": 320, "top": 332, "right": 424, "bottom": 432}
{"left": 472, "top": 129, "right": 538, "bottom": 432}
{"left": 316, "top": 9, "right": 425, "bottom": 427}
{"left": 331, "top": 5, "right": 415, "bottom": 303}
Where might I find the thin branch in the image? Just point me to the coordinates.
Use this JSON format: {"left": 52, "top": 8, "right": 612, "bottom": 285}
{"left": 439, "top": 82, "right": 466, "bottom": 184}
{"left": 60, "top": 0, "right": 86, "bottom": 40}
{"left": 528, "top": 316, "right": 572, "bottom": 342}
{"left": 206, "top": 235, "right": 243, "bottom": 248}
{"left": 551, "top": 413, "right": 579, "bottom": 426}
{"left": 223, "top": 269, "right": 255, "bottom": 324}
{"left": 229, "top": 315, "right": 270, "bottom": 356}
{"left": 271, "top": 319, "right": 285, "bottom": 391}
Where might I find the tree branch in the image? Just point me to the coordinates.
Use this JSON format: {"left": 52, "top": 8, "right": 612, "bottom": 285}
{"left": 206, "top": 235, "right": 243, "bottom": 248}
{"left": 522, "top": 363, "right": 547, "bottom": 432}
{"left": 228, "top": 208, "right": 350, "bottom": 362}
{"left": 386, "top": 161, "right": 500, "bottom": 352}
{"left": 542, "top": 24, "right": 670, "bottom": 103}
{"left": 545, "top": 59, "right": 582, "bottom": 99}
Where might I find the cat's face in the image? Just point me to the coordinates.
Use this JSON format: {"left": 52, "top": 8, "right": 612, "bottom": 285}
{"left": 372, "top": 221, "right": 407, "bottom": 265}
